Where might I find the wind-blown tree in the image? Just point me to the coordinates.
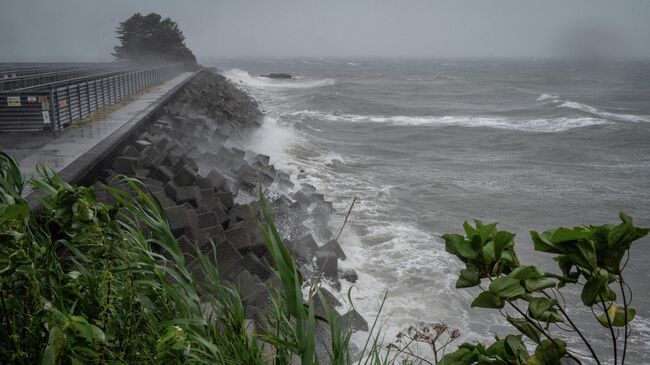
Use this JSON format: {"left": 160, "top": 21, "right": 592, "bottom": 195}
{"left": 113, "top": 13, "right": 198, "bottom": 68}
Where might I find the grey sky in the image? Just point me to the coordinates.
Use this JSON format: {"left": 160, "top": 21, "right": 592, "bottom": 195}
{"left": 1, "top": 0, "right": 649, "bottom": 61}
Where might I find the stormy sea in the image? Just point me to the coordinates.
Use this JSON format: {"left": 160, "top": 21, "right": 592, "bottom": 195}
{"left": 213, "top": 58, "right": 650, "bottom": 363}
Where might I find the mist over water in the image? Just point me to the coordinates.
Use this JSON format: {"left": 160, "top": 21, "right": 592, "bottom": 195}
{"left": 215, "top": 58, "right": 650, "bottom": 363}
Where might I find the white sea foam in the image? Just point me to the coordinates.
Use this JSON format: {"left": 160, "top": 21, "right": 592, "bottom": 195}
{"left": 318, "top": 152, "right": 347, "bottom": 166}
{"left": 558, "top": 100, "right": 650, "bottom": 123}
{"left": 537, "top": 93, "right": 559, "bottom": 101}
{"left": 287, "top": 110, "right": 611, "bottom": 133}
{"left": 536, "top": 93, "right": 650, "bottom": 123}
{"left": 222, "top": 68, "right": 335, "bottom": 90}
{"left": 232, "top": 116, "right": 300, "bottom": 170}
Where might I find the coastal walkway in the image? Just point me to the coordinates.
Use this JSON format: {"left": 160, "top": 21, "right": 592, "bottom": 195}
{"left": 0, "top": 71, "right": 196, "bottom": 197}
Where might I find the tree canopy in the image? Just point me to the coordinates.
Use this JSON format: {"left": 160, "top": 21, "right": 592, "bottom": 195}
{"left": 113, "top": 13, "right": 197, "bottom": 68}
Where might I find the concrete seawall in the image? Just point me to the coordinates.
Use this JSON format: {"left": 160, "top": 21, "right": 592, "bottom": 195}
{"left": 6, "top": 67, "right": 367, "bottom": 362}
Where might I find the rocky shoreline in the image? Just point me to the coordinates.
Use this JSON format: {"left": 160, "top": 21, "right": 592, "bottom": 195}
{"left": 91, "top": 69, "right": 367, "bottom": 355}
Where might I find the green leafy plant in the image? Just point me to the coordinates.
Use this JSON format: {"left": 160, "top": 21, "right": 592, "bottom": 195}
{"left": 0, "top": 151, "right": 264, "bottom": 364}
{"left": 441, "top": 216, "right": 648, "bottom": 365}
{"left": 0, "top": 150, "right": 388, "bottom": 365}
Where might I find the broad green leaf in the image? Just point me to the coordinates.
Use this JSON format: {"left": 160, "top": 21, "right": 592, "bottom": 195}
{"left": 531, "top": 231, "right": 560, "bottom": 253}
{"left": 532, "top": 339, "right": 566, "bottom": 365}
{"left": 493, "top": 231, "right": 515, "bottom": 256}
{"left": 505, "top": 335, "right": 530, "bottom": 363}
{"left": 439, "top": 343, "right": 481, "bottom": 365}
{"left": 551, "top": 227, "right": 591, "bottom": 243}
{"left": 601, "top": 285, "right": 617, "bottom": 302}
{"left": 482, "top": 241, "right": 496, "bottom": 263}
{"left": 443, "top": 233, "right": 478, "bottom": 259}
{"left": 42, "top": 327, "right": 64, "bottom": 365}
{"left": 489, "top": 277, "right": 525, "bottom": 299}
{"left": 554, "top": 255, "right": 573, "bottom": 277}
{"left": 597, "top": 304, "right": 636, "bottom": 328}
{"left": 477, "top": 221, "right": 498, "bottom": 243}
{"left": 581, "top": 271, "right": 608, "bottom": 306}
{"left": 471, "top": 291, "right": 504, "bottom": 309}
{"left": 525, "top": 277, "right": 556, "bottom": 292}
{"left": 508, "top": 265, "right": 543, "bottom": 280}
{"left": 456, "top": 268, "right": 481, "bottom": 288}
{"left": 528, "top": 297, "right": 557, "bottom": 319}
{"left": 507, "top": 317, "right": 541, "bottom": 344}
{"left": 463, "top": 221, "right": 477, "bottom": 239}
{"left": 573, "top": 240, "right": 597, "bottom": 271}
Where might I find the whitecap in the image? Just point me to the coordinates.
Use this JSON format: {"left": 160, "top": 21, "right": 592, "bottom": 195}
{"left": 558, "top": 100, "right": 650, "bottom": 123}
{"left": 287, "top": 110, "right": 611, "bottom": 133}
{"left": 537, "top": 93, "right": 559, "bottom": 101}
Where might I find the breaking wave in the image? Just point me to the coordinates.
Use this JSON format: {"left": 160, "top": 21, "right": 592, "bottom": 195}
{"left": 287, "top": 110, "right": 611, "bottom": 133}
{"left": 537, "top": 93, "right": 650, "bottom": 123}
{"left": 223, "top": 68, "right": 336, "bottom": 90}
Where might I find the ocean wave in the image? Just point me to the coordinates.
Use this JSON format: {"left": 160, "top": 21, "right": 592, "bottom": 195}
{"left": 558, "top": 100, "right": 650, "bottom": 123}
{"left": 222, "top": 68, "right": 336, "bottom": 90}
{"left": 537, "top": 93, "right": 559, "bottom": 102}
{"left": 287, "top": 110, "right": 611, "bottom": 133}
{"left": 536, "top": 93, "right": 650, "bottom": 123}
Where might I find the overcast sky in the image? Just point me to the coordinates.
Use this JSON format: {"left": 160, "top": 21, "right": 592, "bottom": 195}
{"left": 1, "top": 0, "right": 649, "bottom": 62}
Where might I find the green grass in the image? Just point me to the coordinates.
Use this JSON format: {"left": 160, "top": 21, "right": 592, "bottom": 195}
{"left": 0, "top": 150, "right": 387, "bottom": 365}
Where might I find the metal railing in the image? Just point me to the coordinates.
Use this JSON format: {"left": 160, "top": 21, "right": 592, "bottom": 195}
{"left": 0, "top": 63, "right": 182, "bottom": 132}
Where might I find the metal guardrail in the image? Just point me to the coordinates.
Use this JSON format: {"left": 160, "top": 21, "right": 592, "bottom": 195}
{"left": 0, "top": 69, "right": 94, "bottom": 92}
{"left": 0, "top": 63, "right": 182, "bottom": 132}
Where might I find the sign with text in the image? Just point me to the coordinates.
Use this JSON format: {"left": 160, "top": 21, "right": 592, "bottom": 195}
{"left": 26, "top": 96, "right": 38, "bottom": 104}
{"left": 42, "top": 111, "right": 51, "bottom": 125}
{"left": 7, "top": 96, "right": 21, "bottom": 107}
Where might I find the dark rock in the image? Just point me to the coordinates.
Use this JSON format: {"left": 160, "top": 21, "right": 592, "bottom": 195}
{"left": 233, "top": 270, "right": 266, "bottom": 306}
{"left": 196, "top": 211, "right": 218, "bottom": 229}
{"left": 225, "top": 226, "right": 251, "bottom": 253}
{"left": 340, "top": 268, "right": 358, "bottom": 283}
{"left": 231, "top": 147, "right": 246, "bottom": 159}
{"left": 289, "top": 234, "right": 319, "bottom": 262}
{"left": 215, "top": 191, "right": 234, "bottom": 209}
{"left": 153, "top": 191, "right": 175, "bottom": 208}
{"left": 164, "top": 206, "right": 191, "bottom": 235}
{"left": 113, "top": 156, "right": 138, "bottom": 175}
{"left": 321, "top": 239, "right": 346, "bottom": 260}
{"left": 151, "top": 166, "right": 174, "bottom": 183}
{"left": 164, "top": 181, "right": 180, "bottom": 200}
{"left": 204, "top": 224, "right": 226, "bottom": 244}
{"left": 241, "top": 252, "right": 272, "bottom": 280}
{"left": 190, "top": 226, "right": 211, "bottom": 247}
{"left": 315, "top": 251, "right": 338, "bottom": 279}
{"left": 134, "top": 139, "right": 152, "bottom": 150}
{"left": 121, "top": 145, "right": 140, "bottom": 157}
{"left": 92, "top": 182, "right": 116, "bottom": 205}
{"left": 175, "top": 186, "right": 201, "bottom": 207}
{"left": 341, "top": 310, "right": 368, "bottom": 332}
{"left": 215, "top": 240, "right": 244, "bottom": 278}
{"left": 134, "top": 168, "right": 150, "bottom": 178}
{"left": 316, "top": 287, "right": 342, "bottom": 307}
{"left": 206, "top": 170, "right": 226, "bottom": 189}
{"left": 277, "top": 178, "right": 294, "bottom": 191}
{"left": 173, "top": 165, "right": 198, "bottom": 186}
{"left": 293, "top": 190, "right": 312, "bottom": 207}
{"left": 199, "top": 188, "right": 214, "bottom": 199}
{"left": 177, "top": 235, "right": 193, "bottom": 253}
{"left": 237, "top": 165, "right": 258, "bottom": 190}
{"left": 260, "top": 73, "right": 292, "bottom": 79}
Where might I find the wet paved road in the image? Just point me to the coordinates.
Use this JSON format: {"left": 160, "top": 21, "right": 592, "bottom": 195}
{"left": 0, "top": 72, "right": 193, "bottom": 195}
